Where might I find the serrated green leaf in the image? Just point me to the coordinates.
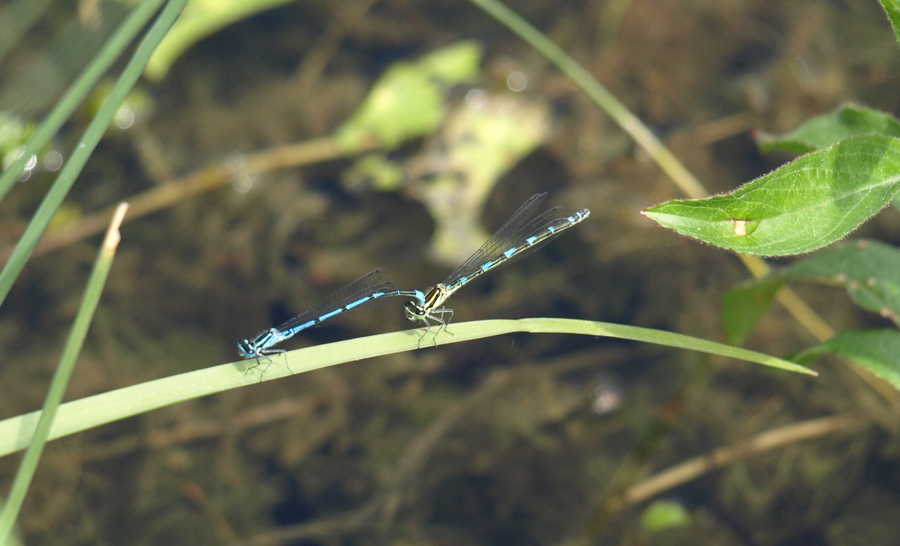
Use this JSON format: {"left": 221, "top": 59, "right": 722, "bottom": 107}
{"left": 642, "top": 135, "right": 900, "bottom": 256}
{"left": 722, "top": 276, "right": 786, "bottom": 345}
{"left": 881, "top": 0, "right": 900, "bottom": 47}
{"left": 756, "top": 103, "right": 900, "bottom": 154}
{"left": 793, "top": 330, "right": 900, "bottom": 390}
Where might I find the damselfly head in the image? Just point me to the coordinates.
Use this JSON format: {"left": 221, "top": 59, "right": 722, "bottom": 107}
{"left": 237, "top": 340, "right": 255, "bottom": 359}
{"left": 404, "top": 301, "right": 425, "bottom": 321}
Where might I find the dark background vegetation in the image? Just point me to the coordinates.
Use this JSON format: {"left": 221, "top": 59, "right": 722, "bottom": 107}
{"left": 1, "top": 0, "right": 899, "bottom": 544}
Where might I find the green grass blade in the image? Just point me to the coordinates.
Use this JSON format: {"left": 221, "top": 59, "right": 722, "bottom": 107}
{"left": 0, "top": 318, "right": 815, "bottom": 459}
{"left": 0, "top": 0, "right": 186, "bottom": 308}
{"left": 0, "top": 0, "right": 165, "bottom": 200}
{"left": 0, "top": 205, "right": 128, "bottom": 545}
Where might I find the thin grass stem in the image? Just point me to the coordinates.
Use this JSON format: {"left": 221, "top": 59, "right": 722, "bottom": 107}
{"left": 0, "top": 204, "right": 128, "bottom": 544}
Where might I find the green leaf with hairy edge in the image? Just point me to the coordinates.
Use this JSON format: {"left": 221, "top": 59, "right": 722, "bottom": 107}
{"left": 722, "top": 276, "right": 786, "bottom": 345}
{"left": 881, "top": 0, "right": 900, "bottom": 46}
{"left": 642, "top": 135, "right": 900, "bottom": 256}
{"left": 756, "top": 104, "right": 900, "bottom": 155}
{"left": 334, "top": 41, "right": 482, "bottom": 153}
{"left": 722, "top": 239, "right": 900, "bottom": 345}
{"left": 785, "top": 239, "right": 900, "bottom": 324}
{"left": 794, "top": 330, "right": 900, "bottom": 389}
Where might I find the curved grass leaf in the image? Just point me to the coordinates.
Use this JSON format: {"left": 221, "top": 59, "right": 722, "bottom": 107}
{"left": 0, "top": 318, "right": 816, "bottom": 458}
{"left": 722, "top": 239, "right": 900, "bottom": 345}
{"left": 756, "top": 103, "right": 900, "bottom": 155}
{"left": 642, "top": 135, "right": 900, "bottom": 256}
{"left": 793, "top": 329, "right": 900, "bottom": 390}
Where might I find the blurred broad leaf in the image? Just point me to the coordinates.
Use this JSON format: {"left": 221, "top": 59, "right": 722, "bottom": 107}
{"left": 794, "top": 329, "right": 900, "bottom": 390}
{"left": 722, "top": 277, "right": 785, "bottom": 346}
{"left": 48, "top": 203, "right": 84, "bottom": 231}
{"left": 0, "top": 112, "right": 34, "bottom": 168}
{"left": 336, "top": 65, "right": 443, "bottom": 152}
{"left": 723, "top": 239, "right": 900, "bottom": 345}
{"left": 144, "top": 0, "right": 293, "bottom": 81}
{"left": 786, "top": 240, "right": 900, "bottom": 324}
{"left": 417, "top": 40, "right": 483, "bottom": 82}
{"left": 334, "top": 41, "right": 482, "bottom": 153}
{"left": 642, "top": 135, "right": 900, "bottom": 256}
{"left": 882, "top": 0, "right": 900, "bottom": 46}
{"left": 341, "top": 153, "right": 405, "bottom": 191}
{"left": 755, "top": 103, "right": 900, "bottom": 155}
{"left": 640, "top": 500, "right": 692, "bottom": 533}
{"left": 85, "top": 78, "right": 155, "bottom": 130}
{"left": 413, "top": 94, "right": 551, "bottom": 265}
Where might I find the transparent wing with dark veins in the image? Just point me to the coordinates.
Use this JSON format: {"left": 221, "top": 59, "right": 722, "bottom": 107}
{"left": 443, "top": 193, "right": 577, "bottom": 285}
{"left": 274, "top": 269, "right": 401, "bottom": 334}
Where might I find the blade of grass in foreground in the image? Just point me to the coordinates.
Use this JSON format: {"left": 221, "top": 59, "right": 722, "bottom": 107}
{"left": 0, "top": 0, "right": 186, "bottom": 308}
{"left": 0, "top": 204, "right": 129, "bottom": 544}
{"left": 0, "top": 318, "right": 815, "bottom": 459}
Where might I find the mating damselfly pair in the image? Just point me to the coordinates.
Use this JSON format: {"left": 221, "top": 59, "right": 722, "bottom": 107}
{"left": 237, "top": 193, "right": 590, "bottom": 368}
